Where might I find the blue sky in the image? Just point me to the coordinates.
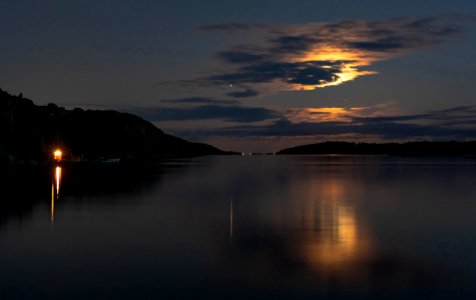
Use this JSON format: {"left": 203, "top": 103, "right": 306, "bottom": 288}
{"left": 1, "top": 0, "right": 476, "bottom": 152}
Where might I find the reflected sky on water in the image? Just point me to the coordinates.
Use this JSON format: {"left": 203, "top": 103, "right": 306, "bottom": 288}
{"left": 0, "top": 156, "right": 476, "bottom": 299}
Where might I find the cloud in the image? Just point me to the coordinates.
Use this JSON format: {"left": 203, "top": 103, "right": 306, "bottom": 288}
{"left": 160, "top": 97, "right": 239, "bottom": 105}
{"left": 216, "top": 51, "right": 266, "bottom": 64}
{"left": 191, "top": 117, "right": 476, "bottom": 140}
{"left": 270, "top": 35, "right": 318, "bottom": 54}
{"left": 196, "top": 15, "right": 471, "bottom": 95}
{"left": 348, "top": 38, "right": 404, "bottom": 52}
{"left": 166, "top": 105, "right": 476, "bottom": 141}
{"left": 350, "top": 106, "right": 476, "bottom": 124}
{"left": 226, "top": 88, "right": 259, "bottom": 98}
{"left": 130, "top": 104, "right": 280, "bottom": 123}
{"left": 208, "top": 60, "right": 346, "bottom": 87}
{"left": 199, "top": 23, "right": 270, "bottom": 32}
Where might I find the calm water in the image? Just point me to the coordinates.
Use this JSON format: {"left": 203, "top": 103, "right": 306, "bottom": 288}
{"left": 1, "top": 155, "right": 476, "bottom": 299}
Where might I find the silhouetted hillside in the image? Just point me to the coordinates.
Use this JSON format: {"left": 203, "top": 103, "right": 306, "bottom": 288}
{"left": 0, "top": 89, "right": 231, "bottom": 164}
{"left": 277, "top": 141, "right": 476, "bottom": 156}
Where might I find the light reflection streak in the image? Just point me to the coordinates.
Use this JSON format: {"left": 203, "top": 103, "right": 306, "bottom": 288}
{"left": 51, "top": 183, "right": 55, "bottom": 223}
{"left": 51, "top": 166, "right": 62, "bottom": 223}
{"left": 55, "top": 166, "right": 61, "bottom": 196}
{"left": 230, "top": 199, "right": 234, "bottom": 246}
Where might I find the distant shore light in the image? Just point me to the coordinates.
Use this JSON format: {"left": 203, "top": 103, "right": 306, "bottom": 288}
{"left": 54, "top": 149, "right": 62, "bottom": 161}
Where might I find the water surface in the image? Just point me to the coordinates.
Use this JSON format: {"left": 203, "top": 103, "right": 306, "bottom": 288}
{"left": 1, "top": 156, "right": 476, "bottom": 299}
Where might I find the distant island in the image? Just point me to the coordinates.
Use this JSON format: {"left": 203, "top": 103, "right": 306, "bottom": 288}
{"left": 0, "top": 89, "right": 232, "bottom": 165}
{"left": 277, "top": 141, "right": 476, "bottom": 156}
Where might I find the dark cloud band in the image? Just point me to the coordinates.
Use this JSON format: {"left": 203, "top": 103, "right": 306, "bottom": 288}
{"left": 131, "top": 104, "right": 280, "bottom": 123}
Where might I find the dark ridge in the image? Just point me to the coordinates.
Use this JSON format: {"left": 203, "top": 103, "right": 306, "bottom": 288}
{"left": 276, "top": 141, "right": 476, "bottom": 156}
{"left": 0, "top": 89, "right": 234, "bottom": 164}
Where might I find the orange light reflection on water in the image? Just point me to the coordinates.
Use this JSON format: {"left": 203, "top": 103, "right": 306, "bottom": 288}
{"left": 51, "top": 166, "right": 62, "bottom": 223}
{"left": 55, "top": 166, "right": 61, "bottom": 195}
{"left": 287, "top": 172, "right": 373, "bottom": 280}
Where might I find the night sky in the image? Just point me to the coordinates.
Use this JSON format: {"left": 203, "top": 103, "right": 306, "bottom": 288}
{"left": 1, "top": 0, "right": 476, "bottom": 152}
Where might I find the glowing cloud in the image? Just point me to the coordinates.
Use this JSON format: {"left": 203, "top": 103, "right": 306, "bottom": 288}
{"left": 201, "top": 15, "right": 470, "bottom": 96}
{"left": 284, "top": 103, "right": 402, "bottom": 123}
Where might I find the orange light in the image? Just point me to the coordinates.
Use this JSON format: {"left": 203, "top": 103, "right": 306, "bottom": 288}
{"left": 53, "top": 149, "right": 62, "bottom": 161}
